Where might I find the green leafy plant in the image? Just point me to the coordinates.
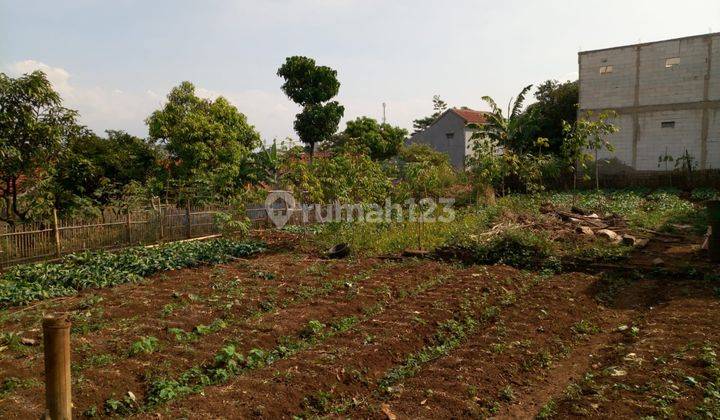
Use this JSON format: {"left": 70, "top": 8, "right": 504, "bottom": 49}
{"left": 129, "top": 336, "right": 160, "bottom": 356}
{"left": 0, "top": 239, "right": 264, "bottom": 307}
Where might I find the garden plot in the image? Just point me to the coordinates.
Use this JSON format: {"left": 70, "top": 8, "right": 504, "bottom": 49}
{"left": 0, "top": 190, "right": 719, "bottom": 418}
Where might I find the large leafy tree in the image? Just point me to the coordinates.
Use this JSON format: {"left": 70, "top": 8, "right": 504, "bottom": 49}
{"left": 146, "top": 81, "right": 261, "bottom": 197}
{"left": 523, "top": 80, "right": 578, "bottom": 153}
{"left": 277, "top": 56, "right": 344, "bottom": 158}
{"left": 53, "top": 130, "right": 162, "bottom": 209}
{"left": 412, "top": 95, "right": 447, "bottom": 133}
{"left": 0, "top": 71, "right": 80, "bottom": 224}
{"left": 328, "top": 116, "right": 408, "bottom": 160}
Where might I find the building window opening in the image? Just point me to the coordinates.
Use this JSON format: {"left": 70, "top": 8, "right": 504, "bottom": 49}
{"left": 661, "top": 121, "right": 676, "bottom": 128}
{"left": 599, "top": 65, "right": 613, "bottom": 75}
{"left": 445, "top": 132, "right": 455, "bottom": 140}
{"left": 665, "top": 57, "right": 680, "bottom": 68}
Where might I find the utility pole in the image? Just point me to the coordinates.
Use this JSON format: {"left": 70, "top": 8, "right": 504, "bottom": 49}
{"left": 382, "top": 102, "right": 386, "bottom": 124}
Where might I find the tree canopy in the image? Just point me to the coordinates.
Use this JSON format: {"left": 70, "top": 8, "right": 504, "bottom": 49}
{"left": 53, "top": 130, "right": 162, "bottom": 209}
{"left": 146, "top": 81, "right": 261, "bottom": 196}
{"left": 523, "top": 80, "right": 578, "bottom": 153}
{"left": 0, "top": 71, "right": 80, "bottom": 223}
{"left": 277, "top": 56, "right": 344, "bottom": 156}
{"left": 328, "top": 116, "right": 408, "bottom": 160}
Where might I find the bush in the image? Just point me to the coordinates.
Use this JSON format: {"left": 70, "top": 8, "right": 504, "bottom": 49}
{"left": 281, "top": 152, "right": 391, "bottom": 203}
{"left": 438, "top": 227, "right": 555, "bottom": 270}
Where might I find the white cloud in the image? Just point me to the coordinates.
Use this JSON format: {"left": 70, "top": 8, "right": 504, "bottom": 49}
{"left": 6, "top": 59, "right": 161, "bottom": 136}
{"left": 6, "top": 60, "right": 301, "bottom": 143}
{"left": 9, "top": 59, "right": 73, "bottom": 93}
{"left": 5, "top": 59, "right": 429, "bottom": 144}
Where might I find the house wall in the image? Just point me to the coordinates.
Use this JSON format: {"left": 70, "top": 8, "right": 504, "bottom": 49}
{"left": 408, "top": 112, "right": 468, "bottom": 169}
{"left": 580, "top": 33, "right": 720, "bottom": 172}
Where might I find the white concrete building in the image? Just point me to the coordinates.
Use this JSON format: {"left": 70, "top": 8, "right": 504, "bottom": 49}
{"left": 579, "top": 32, "right": 720, "bottom": 172}
{"left": 407, "top": 107, "right": 489, "bottom": 169}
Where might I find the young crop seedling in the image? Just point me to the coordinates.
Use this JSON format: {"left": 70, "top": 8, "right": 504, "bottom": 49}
{"left": 129, "top": 336, "right": 160, "bottom": 356}
{"left": 571, "top": 319, "right": 600, "bottom": 336}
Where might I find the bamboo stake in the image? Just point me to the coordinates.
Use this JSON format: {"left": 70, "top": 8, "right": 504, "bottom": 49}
{"left": 158, "top": 203, "right": 164, "bottom": 242}
{"left": 125, "top": 208, "right": 132, "bottom": 245}
{"left": 42, "top": 313, "right": 72, "bottom": 420}
{"left": 185, "top": 199, "right": 191, "bottom": 239}
{"left": 52, "top": 209, "right": 61, "bottom": 258}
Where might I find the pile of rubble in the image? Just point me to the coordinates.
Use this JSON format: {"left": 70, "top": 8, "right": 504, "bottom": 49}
{"left": 540, "top": 203, "right": 649, "bottom": 248}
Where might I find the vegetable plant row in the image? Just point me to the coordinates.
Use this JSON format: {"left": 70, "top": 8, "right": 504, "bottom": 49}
{"left": 0, "top": 239, "right": 265, "bottom": 308}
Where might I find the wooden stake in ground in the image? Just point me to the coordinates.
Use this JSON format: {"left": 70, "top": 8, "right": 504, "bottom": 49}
{"left": 52, "top": 209, "right": 62, "bottom": 258}
{"left": 42, "top": 313, "right": 72, "bottom": 420}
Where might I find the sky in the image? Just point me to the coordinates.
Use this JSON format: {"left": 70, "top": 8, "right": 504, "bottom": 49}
{"left": 1, "top": 0, "right": 718, "bottom": 145}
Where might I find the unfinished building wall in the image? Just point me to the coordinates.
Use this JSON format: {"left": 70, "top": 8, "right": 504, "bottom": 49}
{"left": 579, "top": 33, "right": 720, "bottom": 173}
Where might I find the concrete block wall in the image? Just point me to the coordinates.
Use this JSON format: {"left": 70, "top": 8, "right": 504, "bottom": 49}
{"left": 638, "top": 36, "right": 707, "bottom": 105}
{"left": 706, "top": 109, "right": 720, "bottom": 169}
{"left": 596, "top": 114, "right": 633, "bottom": 167}
{"left": 636, "top": 109, "right": 703, "bottom": 170}
{"left": 580, "top": 33, "right": 720, "bottom": 173}
{"left": 709, "top": 36, "right": 720, "bottom": 101}
{"left": 579, "top": 47, "right": 636, "bottom": 109}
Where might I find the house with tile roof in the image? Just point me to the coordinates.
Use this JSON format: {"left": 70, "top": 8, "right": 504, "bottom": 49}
{"left": 407, "top": 107, "right": 489, "bottom": 169}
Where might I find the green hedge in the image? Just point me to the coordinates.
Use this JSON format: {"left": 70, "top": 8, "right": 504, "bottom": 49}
{"left": 0, "top": 239, "right": 265, "bottom": 308}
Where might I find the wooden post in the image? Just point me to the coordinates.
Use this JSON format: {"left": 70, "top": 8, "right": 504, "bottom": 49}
{"left": 185, "top": 199, "right": 191, "bottom": 239}
{"left": 158, "top": 203, "right": 164, "bottom": 242}
{"left": 125, "top": 208, "right": 132, "bottom": 245}
{"left": 52, "top": 209, "right": 61, "bottom": 258}
{"left": 42, "top": 313, "right": 72, "bottom": 420}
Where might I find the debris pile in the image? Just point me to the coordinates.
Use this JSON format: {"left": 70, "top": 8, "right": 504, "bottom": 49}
{"left": 540, "top": 203, "right": 648, "bottom": 248}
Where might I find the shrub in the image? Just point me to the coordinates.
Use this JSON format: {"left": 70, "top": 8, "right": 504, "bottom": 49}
{"left": 439, "top": 227, "right": 554, "bottom": 270}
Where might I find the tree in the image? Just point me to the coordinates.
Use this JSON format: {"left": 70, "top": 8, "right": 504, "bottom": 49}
{"left": 467, "top": 85, "right": 556, "bottom": 193}
{"left": 0, "top": 70, "right": 79, "bottom": 224}
{"left": 277, "top": 56, "right": 344, "bottom": 158}
{"left": 561, "top": 110, "right": 619, "bottom": 190}
{"left": 53, "top": 130, "right": 161, "bottom": 210}
{"left": 146, "top": 81, "right": 261, "bottom": 198}
{"left": 328, "top": 117, "right": 408, "bottom": 160}
{"left": 523, "top": 80, "right": 578, "bottom": 153}
{"left": 471, "top": 85, "right": 537, "bottom": 154}
{"left": 412, "top": 95, "right": 447, "bottom": 132}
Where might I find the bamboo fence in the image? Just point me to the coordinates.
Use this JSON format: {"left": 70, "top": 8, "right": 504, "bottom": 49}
{"left": 0, "top": 203, "right": 273, "bottom": 268}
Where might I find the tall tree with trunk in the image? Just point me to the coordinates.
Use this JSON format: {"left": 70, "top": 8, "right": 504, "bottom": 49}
{"left": 146, "top": 81, "right": 261, "bottom": 199}
{"left": 277, "top": 56, "right": 344, "bottom": 158}
{"left": 0, "top": 70, "right": 79, "bottom": 224}
{"left": 561, "top": 110, "right": 618, "bottom": 190}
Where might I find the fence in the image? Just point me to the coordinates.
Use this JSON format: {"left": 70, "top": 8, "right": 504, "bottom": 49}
{"left": 0, "top": 203, "right": 273, "bottom": 269}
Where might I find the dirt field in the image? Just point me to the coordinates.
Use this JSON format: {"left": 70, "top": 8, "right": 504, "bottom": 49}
{"left": 0, "top": 230, "right": 718, "bottom": 419}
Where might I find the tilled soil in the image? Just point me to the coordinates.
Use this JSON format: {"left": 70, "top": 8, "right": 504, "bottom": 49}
{"left": 0, "top": 232, "right": 718, "bottom": 419}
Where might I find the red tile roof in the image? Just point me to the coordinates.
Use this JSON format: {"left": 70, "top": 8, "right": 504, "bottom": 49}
{"left": 451, "top": 108, "right": 489, "bottom": 124}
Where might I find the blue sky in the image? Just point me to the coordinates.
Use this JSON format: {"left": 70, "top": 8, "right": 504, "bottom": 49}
{"left": 2, "top": 0, "right": 718, "bottom": 144}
